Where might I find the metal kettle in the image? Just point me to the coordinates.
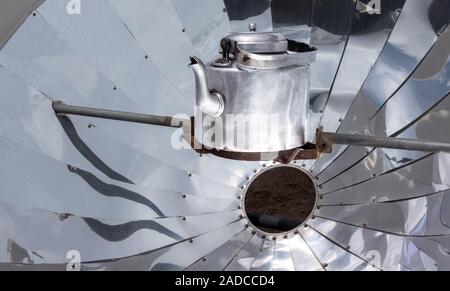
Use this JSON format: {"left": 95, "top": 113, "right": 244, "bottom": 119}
{"left": 190, "top": 31, "right": 317, "bottom": 153}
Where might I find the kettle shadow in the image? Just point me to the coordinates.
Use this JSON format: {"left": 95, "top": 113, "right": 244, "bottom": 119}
{"left": 58, "top": 116, "right": 134, "bottom": 184}
{"left": 67, "top": 165, "right": 165, "bottom": 218}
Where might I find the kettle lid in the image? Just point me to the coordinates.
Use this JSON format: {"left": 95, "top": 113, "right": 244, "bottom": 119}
{"left": 225, "top": 32, "right": 288, "bottom": 53}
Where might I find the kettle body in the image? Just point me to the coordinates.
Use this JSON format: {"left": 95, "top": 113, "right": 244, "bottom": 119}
{"left": 191, "top": 32, "right": 317, "bottom": 154}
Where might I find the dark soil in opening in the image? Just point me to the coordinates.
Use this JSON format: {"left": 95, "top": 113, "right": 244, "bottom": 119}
{"left": 244, "top": 166, "right": 316, "bottom": 233}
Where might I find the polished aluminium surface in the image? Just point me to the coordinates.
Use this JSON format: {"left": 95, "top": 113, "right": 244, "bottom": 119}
{"left": 1, "top": 0, "right": 450, "bottom": 271}
{"left": 0, "top": 0, "right": 45, "bottom": 49}
{"left": 311, "top": 0, "right": 449, "bottom": 176}
{"left": 315, "top": 26, "right": 450, "bottom": 190}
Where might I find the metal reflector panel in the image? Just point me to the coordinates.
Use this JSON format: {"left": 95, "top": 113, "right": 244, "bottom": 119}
{"left": 0, "top": 0, "right": 450, "bottom": 271}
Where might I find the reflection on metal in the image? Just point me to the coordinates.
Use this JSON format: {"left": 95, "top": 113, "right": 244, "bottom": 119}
{"left": 1, "top": 0, "right": 450, "bottom": 271}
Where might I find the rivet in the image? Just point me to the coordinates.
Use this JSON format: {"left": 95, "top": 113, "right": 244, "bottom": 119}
{"left": 323, "top": 263, "right": 329, "bottom": 268}
{"left": 262, "top": 164, "right": 267, "bottom": 168}
{"left": 237, "top": 206, "right": 241, "bottom": 210}
{"left": 182, "top": 194, "right": 187, "bottom": 199}
{"left": 245, "top": 224, "right": 249, "bottom": 228}
{"left": 237, "top": 196, "right": 242, "bottom": 200}
{"left": 252, "top": 230, "right": 257, "bottom": 235}
{"left": 362, "top": 223, "right": 368, "bottom": 228}
{"left": 320, "top": 196, "right": 324, "bottom": 200}
{"left": 189, "top": 239, "right": 194, "bottom": 243}
{"left": 239, "top": 215, "right": 244, "bottom": 219}
{"left": 253, "top": 169, "right": 257, "bottom": 173}
{"left": 182, "top": 28, "right": 186, "bottom": 32}
{"left": 187, "top": 172, "right": 192, "bottom": 177}
{"left": 240, "top": 185, "right": 245, "bottom": 190}
{"left": 304, "top": 224, "right": 308, "bottom": 228}
{"left": 113, "top": 86, "right": 117, "bottom": 91}
{"left": 32, "top": 12, "right": 37, "bottom": 16}
{"left": 339, "top": 118, "right": 343, "bottom": 122}
{"left": 346, "top": 245, "right": 351, "bottom": 250}
{"left": 144, "top": 55, "right": 149, "bottom": 59}
{"left": 223, "top": 8, "right": 227, "bottom": 13}
{"left": 302, "top": 164, "right": 306, "bottom": 168}
{"left": 202, "top": 257, "right": 207, "bottom": 262}
{"left": 261, "top": 235, "right": 266, "bottom": 239}
{"left": 182, "top": 217, "right": 187, "bottom": 221}
{"left": 272, "top": 237, "right": 277, "bottom": 241}
{"left": 283, "top": 235, "right": 288, "bottom": 239}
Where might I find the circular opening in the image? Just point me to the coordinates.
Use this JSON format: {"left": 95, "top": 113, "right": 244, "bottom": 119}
{"left": 243, "top": 165, "right": 317, "bottom": 234}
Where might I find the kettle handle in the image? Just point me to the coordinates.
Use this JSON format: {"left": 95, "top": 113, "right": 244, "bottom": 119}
{"left": 234, "top": 40, "right": 317, "bottom": 70}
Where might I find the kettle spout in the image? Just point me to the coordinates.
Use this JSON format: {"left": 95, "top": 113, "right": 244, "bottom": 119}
{"left": 189, "top": 56, "right": 225, "bottom": 118}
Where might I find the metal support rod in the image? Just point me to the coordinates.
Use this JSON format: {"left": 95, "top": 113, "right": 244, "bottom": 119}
{"left": 52, "top": 101, "right": 185, "bottom": 128}
{"left": 322, "top": 131, "right": 450, "bottom": 153}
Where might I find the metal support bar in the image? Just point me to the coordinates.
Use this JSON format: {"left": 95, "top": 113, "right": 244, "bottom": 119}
{"left": 320, "top": 131, "right": 450, "bottom": 153}
{"left": 52, "top": 101, "right": 185, "bottom": 128}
